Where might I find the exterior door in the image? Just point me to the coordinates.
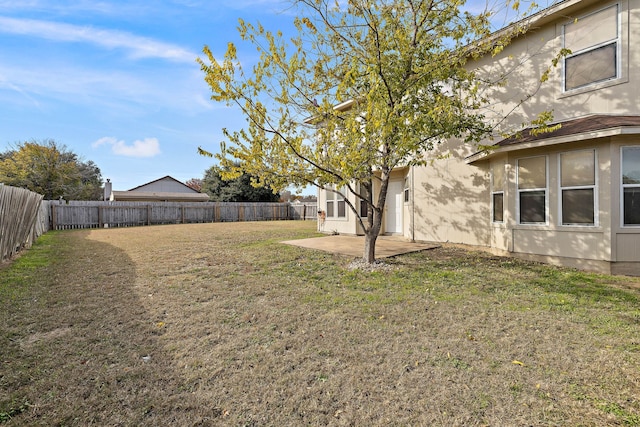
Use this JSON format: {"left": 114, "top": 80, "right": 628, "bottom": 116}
{"left": 385, "top": 180, "right": 403, "bottom": 234}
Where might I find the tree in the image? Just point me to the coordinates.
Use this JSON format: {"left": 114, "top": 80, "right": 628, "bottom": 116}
{"left": 202, "top": 165, "right": 280, "bottom": 202}
{"left": 0, "top": 139, "right": 103, "bottom": 200}
{"left": 198, "top": 0, "right": 559, "bottom": 263}
{"left": 185, "top": 178, "right": 204, "bottom": 192}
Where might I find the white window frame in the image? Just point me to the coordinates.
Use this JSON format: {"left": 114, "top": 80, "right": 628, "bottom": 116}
{"left": 558, "top": 149, "right": 598, "bottom": 226}
{"left": 620, "top": 146, "right": 640, "bottom": 227}
{"left": 491, "top": 162, "right": 505, "bottom": 224}
{"left": 517, "top": 156, "right": 548, "bottom": 225}
{"left": 325, "top": 185, "right": 347, "bottom": 219}
{"left": 562, "top": 3, "right": 620, "bottom": 92}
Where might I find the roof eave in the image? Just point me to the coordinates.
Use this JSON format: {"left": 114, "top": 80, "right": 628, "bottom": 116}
{"left": 466, "top": 126, "right": 640, "bottom": 164}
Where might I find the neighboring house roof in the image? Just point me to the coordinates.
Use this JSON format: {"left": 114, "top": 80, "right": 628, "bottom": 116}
{"left": 110, "top": 191, "right": 210, "bottom": 202}
{"left": 111, "top": 175, "right": 210, "bottom": 202}
{"left": 467, "top": 115, "right": 640, "bottom": 163}
{"left": 128, "top": 175, "right": 197, "bottom": 193}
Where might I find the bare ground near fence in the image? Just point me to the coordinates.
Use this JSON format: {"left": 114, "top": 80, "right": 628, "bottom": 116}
{"left": 2, "top": 221, "right": 640, "bottom": 426}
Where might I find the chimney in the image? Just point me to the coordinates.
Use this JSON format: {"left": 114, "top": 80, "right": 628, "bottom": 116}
{"left": 104, "top": 179, "right": 112, "bottom": 201}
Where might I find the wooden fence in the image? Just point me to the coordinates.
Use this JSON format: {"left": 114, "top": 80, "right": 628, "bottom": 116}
{"left": 0, "top": 185, "right": 45, "bottom": 262}
{"left": 1, "top": 189, "right": 316, "bottom": 262}
{"left": 44, "top": 201, "right": 318, "bottom": 230}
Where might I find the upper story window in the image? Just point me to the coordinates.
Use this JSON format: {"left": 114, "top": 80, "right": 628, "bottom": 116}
{"left": 560, "top": 150, "right": 596, "bottom": 226}
{"left": 621, "top": 147, "right": 640, "bottom": 226}
{"left": 563, "top": 4, "right": 619, "bottom": 92}
{"left": 517, "top": 156, "right": 547, "bottom": 224}
{"left": 491, "top": 162, "right": 505, "bottom": 223}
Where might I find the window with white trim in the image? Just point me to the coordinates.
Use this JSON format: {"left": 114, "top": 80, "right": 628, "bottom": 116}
{"left": 325, "top": 185, "right": 346, "bottom": 218}
{"left": 560, "top": 150, "right": 596, "bottom": 225}
{"left": 621, "top": 147, "right": 640, "bottom": 226}
{"left": 491, "top": 162, "right": 505, "bottom": 223}
{"left": 563, "top": 4, "right": 619, "bottom": 91}
{"left": 517, "top": 156, "right": 547, "bottom": 224}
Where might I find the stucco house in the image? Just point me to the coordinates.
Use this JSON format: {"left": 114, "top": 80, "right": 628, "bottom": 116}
{"left": 107, "top": 176, "right": 210, "bottom": 202}
{"left": 318, "top": 0, "right": 640, "bottom": 275}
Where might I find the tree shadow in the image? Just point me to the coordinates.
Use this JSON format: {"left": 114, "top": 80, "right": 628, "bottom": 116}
{"left": 0, "top": 230, "right": 221, "bottom": 425}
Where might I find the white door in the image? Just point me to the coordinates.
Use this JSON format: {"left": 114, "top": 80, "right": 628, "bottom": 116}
{"left": 385, "top": 180, "right": 403, "bottom": 234}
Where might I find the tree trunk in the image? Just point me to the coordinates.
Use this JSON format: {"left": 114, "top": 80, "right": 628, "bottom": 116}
{"left": 362, "top": 175, "right": 387, "bottom": 264}
{"left": 363, "top": 229, "right": 378, "bottom": 263}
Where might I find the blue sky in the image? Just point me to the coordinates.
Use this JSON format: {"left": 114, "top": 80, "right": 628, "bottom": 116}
{"left": 0, "top": 0, "right": 549, "bottom": 192}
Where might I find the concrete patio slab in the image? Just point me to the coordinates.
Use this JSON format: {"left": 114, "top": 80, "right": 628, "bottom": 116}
{"left": 282, "top": 235, "right": 439, "bottom": 258}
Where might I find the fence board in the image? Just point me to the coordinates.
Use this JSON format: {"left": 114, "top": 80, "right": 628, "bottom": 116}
{"left": 0, "top": 185, "right": 45, "bottom": 262}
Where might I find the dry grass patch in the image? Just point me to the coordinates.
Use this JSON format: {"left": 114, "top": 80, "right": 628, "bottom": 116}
{"left": 1, "top": 221, "right": 640, "bottom": 426}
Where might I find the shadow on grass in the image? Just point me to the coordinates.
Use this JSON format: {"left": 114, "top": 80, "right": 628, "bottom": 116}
{"left": 0, "top": 231, "right": 218, "bottom": 425}
{"left": 531, "top": 268, "right": 639, "bottom": 305}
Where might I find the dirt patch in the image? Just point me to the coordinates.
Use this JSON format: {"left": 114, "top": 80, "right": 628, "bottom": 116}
{"left": 2, "top": 221, "right": 640, "bottom": 426}
{"left": 19, "top": 327, "right": 72, "bottom": 349}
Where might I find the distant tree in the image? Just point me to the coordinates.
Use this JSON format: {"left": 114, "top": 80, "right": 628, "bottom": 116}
{"left": 202, "top": 165, "right": 280, "bottom": 202}
{"left": 185, "top": 178, "right": 203, "bottom": 192}
{"left": 0, "top": 139, "right": 103, "bottom": 200}
{"left": 280, "top": 190, "right": 293, "bottom": 202}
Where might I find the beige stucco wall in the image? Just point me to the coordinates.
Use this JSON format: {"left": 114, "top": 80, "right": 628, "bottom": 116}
{"left": 407, "top": 0, "right": 640, "bottom": 273}
{"left": 497, "top": 140, "right": 612, "bottom": 264}
{"left": 471, "top": 0, "right": 635, "bottom": 130}
{"left": 317, "top": 185, "right": 359, "bottom": 235}
{"left": 410, "top": 140, "right": 491, "bottom": 246}
{"left": 317, "top": 169, "right": 409, "bottom": 236}
{"left": 316, "top": 0, "right": 640, "bottom": 273}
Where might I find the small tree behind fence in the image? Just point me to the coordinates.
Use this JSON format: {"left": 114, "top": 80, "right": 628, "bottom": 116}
{"left": 0, "top": 185, "right": 44, "bottom": 262}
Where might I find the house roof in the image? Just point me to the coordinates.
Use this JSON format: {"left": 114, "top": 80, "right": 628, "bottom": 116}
{"left": 466, "top": 115, "right": 640, "bottom": 163}
{"left": 111, "top": 191, "right": 210, "bottom": 202}
{"left": 128, "top": 175, "right": 198, "bottom": 192}
{"left": 108, "top": 175, "right": 209, "bottom": 202}
{"left": 484, "top": 0, "right": 604, "bottom": 43}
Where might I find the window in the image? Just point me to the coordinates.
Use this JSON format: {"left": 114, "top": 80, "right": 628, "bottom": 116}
{"left": 404, "top": 177, "right": 410, "bottom": 203}
{"left": 491, "top": 162, "right": 505, "bottom": 223}
{"left": 621, "top": 147, "right": 640, "bottom": 226}
{"left": 325, "top": 185, "right": 346, "bottom": 218}
{"left": 517, "top": 156, "right": 547, "bottom": 224}
{"left": 560, "top": 150, "right": 596, "bottom": 225}
{"left": 358, "top": 184, "right": 368, "bottom": 217}
{"left": 563, "top": 5, "right": 619, "bottom": 91}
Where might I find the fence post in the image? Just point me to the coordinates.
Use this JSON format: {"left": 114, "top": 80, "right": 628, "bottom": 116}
{"left": 181, "top": 206, "right": 185, "bottom": 224}
{"left": 51, "top": 204, "right": 57, "bottom": 230}
{"left": 147, "top": 205, "right": 151, "bottom": 225}
{"left": 98, "top": 205, "right": 103, "bottom": 228}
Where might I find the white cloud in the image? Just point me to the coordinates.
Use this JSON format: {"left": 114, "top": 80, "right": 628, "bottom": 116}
{"left": 0, "top": 16, "right": 197, "bottom": 62}
{"left": 93, "top": 136, "right": 161, "bottom": 157}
